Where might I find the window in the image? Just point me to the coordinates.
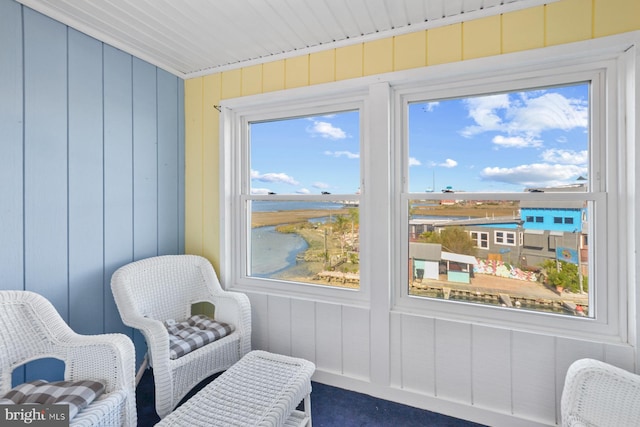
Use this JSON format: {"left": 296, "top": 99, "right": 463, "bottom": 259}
{"left": 404, "top": 81, "right": 593, "bottom": 318}
{"left": 495, "top": 231, "right": 517, "bottom": 246}
{"left": 395, "top": 48, "right": 626, "bottom": 336}
{"left": 222, "top": 33, "right": 634, "bottom": 339}
{"left": 245, "top": 110, "right": 361, "bottom": 289}
{"left": 221, "top": 94, "right": 366, "bottom": 301}
{"left": 470, "top": 231, "right": 489, "bottom": 248}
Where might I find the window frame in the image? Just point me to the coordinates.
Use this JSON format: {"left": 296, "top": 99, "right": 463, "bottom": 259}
{"left": 220, "top": 87, "right": 372, "bottom": 305}
{"left": 392, "top": 49, "right": 629, "bottom": 341}
{"left": 220, "top": 32, "right": 638, "bottom": 341}
{"left": 470, "top": 231, "right": 489, "bottom": 249}
{"left": 494, "top": 231, "right": 517, "bottom": 247}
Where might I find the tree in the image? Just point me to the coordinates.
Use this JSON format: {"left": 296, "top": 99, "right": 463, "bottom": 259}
{"left": 540, "top": 259, "right": 586, "bottom": 293}
{"left": 418, "top": 227, "right": 476, "bottom": 256}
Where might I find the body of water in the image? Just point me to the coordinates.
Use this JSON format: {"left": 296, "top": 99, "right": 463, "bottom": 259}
{"left": 252, "top": 200, "right": 348, "bottom": 212}
{"left": 251, "top": 201, "right": 348, "bottom": 277}
{"left": 251, "top": 225, "right": 308, "bottom": 277}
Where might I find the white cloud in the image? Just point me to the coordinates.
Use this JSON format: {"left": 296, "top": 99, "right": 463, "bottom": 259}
{"left": 509, "top": 92, "right": 588, "bottom": 135}
{"left": 297, "top": 188, "right": 311, "bottom": 194}
{"left": 541, "top": 148, "right": 588, "bottom": 165}
{"left": 312, "top": 182, "right": 330, "bottom": 189}
{"left": 324, "top": 150, "right": 359, "bottom": 159}
{"left": 423, "top": 102, "right": 440, "bottom": 112}
{"left": 480, "top": 163, "right": 588, "bottom": 187}
{"left": 461, "top": 91, "right": 588, "bottom": 139}
{"left": 440, "top": 159, "right": 458, "bottom": 168}
{"left": 308, "top": 120, "right": 347, "bottom": 139}
{"left": 251, "top": 169, "right": 299, "bottom": 185}
{"left": 409, "top": 157, "right": 421, "bottom": 166}
{"left": 251, "top": 188, "right": 272, "bottom": 195}
{"left": 460, "top": 94, "right": 509, "bottom": 137}
{"left": 492, "top": 135, "right": 542, "bottom": 148}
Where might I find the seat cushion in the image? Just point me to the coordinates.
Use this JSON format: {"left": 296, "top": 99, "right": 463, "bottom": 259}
{"left": 0, "top": 379, "right": 105, "bottom": 419}
{"left": 165, "top": 314, "right": 235, "bottom": 359}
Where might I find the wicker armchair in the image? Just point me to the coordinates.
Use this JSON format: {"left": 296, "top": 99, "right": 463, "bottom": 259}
{"left": 110, "top": 254, "right": 251, "bottom": 418}
{"left": 561, "top": 358, "right": 640, "bottom": 427}
{"left": 0, "top": 290, "right": 136, "bottom": 427}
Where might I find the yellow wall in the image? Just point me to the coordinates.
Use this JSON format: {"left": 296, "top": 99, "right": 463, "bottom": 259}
{"left": 184, "top": 0, "right": 640, "bottom": 271}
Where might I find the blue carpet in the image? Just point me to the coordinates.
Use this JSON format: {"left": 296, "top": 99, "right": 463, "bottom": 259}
{"left": 136, "top": 369, "right": 485, "bottom": 426}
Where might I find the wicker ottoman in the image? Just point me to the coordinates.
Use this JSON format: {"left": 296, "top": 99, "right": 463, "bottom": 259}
{"left": 156, "top": 350, "right": 315, "bottom": 426}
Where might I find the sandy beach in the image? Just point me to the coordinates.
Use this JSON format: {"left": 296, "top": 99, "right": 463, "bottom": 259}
{"left": 251, "top": 209, "right": 351, "bottom": 228}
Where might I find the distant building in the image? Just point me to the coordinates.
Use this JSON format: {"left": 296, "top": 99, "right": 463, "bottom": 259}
{"left": 408, "top": 182, "right": 588, "bottom": 272}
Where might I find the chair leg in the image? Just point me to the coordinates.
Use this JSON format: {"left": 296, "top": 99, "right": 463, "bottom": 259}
{"left": 304, "top": 393, "right": 312, "bottom": 427}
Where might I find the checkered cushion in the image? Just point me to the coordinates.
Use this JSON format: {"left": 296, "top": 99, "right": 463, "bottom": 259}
{"left": 0, "top": 380, "right": 105, "bottom": 419}
{"left": 165, "top": 314, "right": 235, "bottom": 359}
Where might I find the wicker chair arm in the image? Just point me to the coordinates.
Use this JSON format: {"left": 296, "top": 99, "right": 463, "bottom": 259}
{"left": 209, "top": 291, "right": 251, "bottom": 329}
{"left": 64, "top": 333, "right": 135, "bottom": 394}
{"left": 209, "top": 291, "right": 252, "bottom": 356}
{"left": 561, "top": 358, "right": 640, "bottom": 427}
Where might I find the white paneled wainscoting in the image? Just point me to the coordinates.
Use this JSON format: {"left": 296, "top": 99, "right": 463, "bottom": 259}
{"left": 245, "top": 292, "right": 634, "bottom": 427}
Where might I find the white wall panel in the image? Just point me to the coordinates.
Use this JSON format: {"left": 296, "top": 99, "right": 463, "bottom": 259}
{"left": 315, "top": 303, "right": 343, "bottom": 374}
{"left": 267, "top": 295, "right": 292, "bottom": 356}
{"left": 247, "top": 292, "right": 269, "bottom": 351}
{"left": 604, "top": 342, "right": 636, "bottom": 372}
{"left": 511, "top": 332, "right": 556, "bottom": 424}
{"left": 389, "top": 312, "right": 403, "bottom": 388}
{"left": 291, "top": 299, "right": 317, "bottom": 363}
{"left": 471, "top": 325, "right": 512, "bottom": 412}
{"left": 434, "top": 319, "right": 472, "bottom": 403}
{"left": 342, "top": 306, "right": 371, "bottom": 381}
{"left": 400, "top": 314, "right": 435, "bottom": 394}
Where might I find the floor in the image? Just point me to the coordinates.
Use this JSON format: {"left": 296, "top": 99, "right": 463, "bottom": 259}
{"left": 136, "top": 369, "right": 486, "bottom": 426}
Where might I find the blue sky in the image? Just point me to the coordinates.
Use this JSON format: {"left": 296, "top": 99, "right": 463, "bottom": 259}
{"left": 250, "top": 110, "right": 361, "bottom": 195}
{"left": 250, "top": 83, "right": 589, "bottom": 195}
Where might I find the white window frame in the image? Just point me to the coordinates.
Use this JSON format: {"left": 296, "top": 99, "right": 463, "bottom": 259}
{"left": 392, "top": 35, "right": 636, "bottom": 342}
{"left": 470, "top": 231, "right": 489, "bottom": 249}
{"left": 220, "top": 31, "right": 638, "bottom": 341}
{"left": 495, "top": 231, "right": 517, "bottom": 246}
{"left": 220, "top": 84, "right": 375, "bottom": 305}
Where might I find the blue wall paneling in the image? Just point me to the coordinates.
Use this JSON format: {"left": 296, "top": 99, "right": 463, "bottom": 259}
{"left": 0, "top": 0, "right": 185, "bottom": 381}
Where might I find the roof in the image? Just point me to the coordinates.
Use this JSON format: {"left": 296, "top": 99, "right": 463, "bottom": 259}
{"left": 442, "top": 251, "right": 478, "bottom": 265}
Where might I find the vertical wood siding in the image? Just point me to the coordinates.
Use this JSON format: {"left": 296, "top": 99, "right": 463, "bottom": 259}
{"left": 185, "top": 0, "right": 639, "bottom": 425}
{"left": 0, "top": 0, "right": 185, "bottom": 382}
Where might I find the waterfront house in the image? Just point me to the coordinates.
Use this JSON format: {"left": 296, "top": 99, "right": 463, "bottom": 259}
{"left": 2, "top": 1, "right": 639, "bottom": 426}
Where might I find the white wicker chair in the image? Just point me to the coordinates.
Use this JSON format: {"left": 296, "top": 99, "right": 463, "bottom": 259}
{"left": 561, "top": 358, "right": 640, "bottom": 427}
{"left": 0, "top": 290, "right": 136, "bottom": 427}
{"left": 110, "top": 254, "right": 252, "bottom": 418}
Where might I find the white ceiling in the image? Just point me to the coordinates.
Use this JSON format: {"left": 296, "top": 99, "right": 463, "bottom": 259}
{"left": 17, "top": 0, "right": 556, "bottom": 79}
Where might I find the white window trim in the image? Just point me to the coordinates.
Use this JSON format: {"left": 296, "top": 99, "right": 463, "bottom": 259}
{"left": 470, "top": 231, "right": 489, "bottom": 249}
{"left": 220, "top": 84, "right": 377, "bottom": 306}
{"left": 391, "top": 35, "right": 638, "bottom": 342}
{"left": 220, "top": 31, "right": 639, "bottom": 342}
{"left": 495, "top": 231, "right": 517, "bottom": 247}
